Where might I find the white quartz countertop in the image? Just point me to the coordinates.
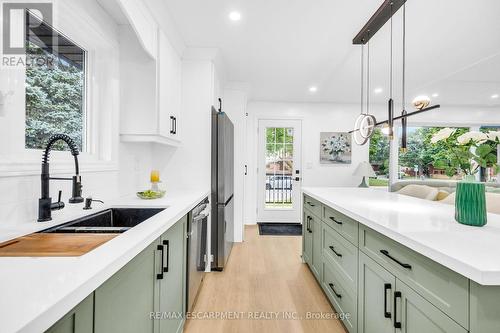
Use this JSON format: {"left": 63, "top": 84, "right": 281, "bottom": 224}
{"left": 303, "top": 187, "right": 500, "bottom": 286}
{"left": 0, "top": 189, "right": 209, "bottom": 333}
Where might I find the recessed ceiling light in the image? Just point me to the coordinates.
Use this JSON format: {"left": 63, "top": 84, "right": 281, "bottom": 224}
{"left": 309, "top": 86, "right": 318, "bottom": 93}
{"left": 229, "top": 11, "right": 241, "bottom": 21}
{"left": 491, "top": 94, "right": 499, "bottom": 99}
{"left": 432, "top": 93, "right": 439, "bottom": 98}
{"left": 374, "top": 87, "right": 383, "bottom": 94}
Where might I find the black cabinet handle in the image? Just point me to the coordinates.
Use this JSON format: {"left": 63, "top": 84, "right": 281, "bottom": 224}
{"left": 307, "top": 216, "right": 313, "bottom": 233}
{"left": 170, "top": 116, "right": 175, "bottom": 134}
{"left": 394, "top": 291, "right": 402, "bottom": 328}
{"left": 329, "top": 246, "right": 342, "bottom": 257}
{"left": 307, "top": 202, "right": 315, "bottom": 207}
{"left": 328, "top": 283, "right": 342, "bottom": 299}
{"left": 163, "top": 240, "right": 169, "bottom": 272}
{"left": 157, "top": 244, "right": 164, "bottom": 279}
{"left": 245, "top": 165, "right": 248, "bottom": 175}
{"left": 380, "top": 250, "right": 412, "bottom": 270}
{"left": 329, "top": 216, "right": 343, "bottom": 225}
{"left": 384, "top": 283, "right": 392, "bottom": 318}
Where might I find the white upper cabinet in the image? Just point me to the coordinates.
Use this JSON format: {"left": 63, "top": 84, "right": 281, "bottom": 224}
{"left": 158, "top": 30, "right": 182, "bottom": 140}
{"left": 119, "top": 25, "right": 183, "bottom": 146}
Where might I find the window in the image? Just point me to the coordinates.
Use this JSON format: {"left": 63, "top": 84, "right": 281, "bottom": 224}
{"left": 369, "top": 128, "right": 390, "bottom": 186}
{"left": 398, "top": 126, "right": 500, "bottom": 183}
{"left": 25, "top": 11, "right": 86, "bottom": 151}
{"left": 398, "top": 127, "right": 469, "bottom": 181}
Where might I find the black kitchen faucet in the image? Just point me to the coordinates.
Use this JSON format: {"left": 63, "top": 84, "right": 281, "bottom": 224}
{"left": 38, "top": 134, "right": 84, "bottom": 222}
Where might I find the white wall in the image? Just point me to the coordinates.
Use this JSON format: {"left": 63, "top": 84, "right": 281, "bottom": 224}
{"left": 222, "top": 88, "right": 247, "bottom": 242}
{"left": 244, "top": 102, "right": 370, "bottom": 225}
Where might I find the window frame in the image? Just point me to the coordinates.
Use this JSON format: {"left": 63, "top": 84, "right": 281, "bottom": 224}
{"left": 0, "top": 2, "right": 119, "bottom": 177}
{"left": 24, "top": 10, "right": 89, "bottom": 154}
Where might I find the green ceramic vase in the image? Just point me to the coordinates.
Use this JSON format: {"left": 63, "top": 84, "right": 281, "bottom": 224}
{"left": 455, "top": 177, "right": 487, "bottom": 227}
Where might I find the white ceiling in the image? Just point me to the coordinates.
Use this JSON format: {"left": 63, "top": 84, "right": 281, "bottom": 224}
{"left": 164, "top": 0, "right": 500, "bottom": 106}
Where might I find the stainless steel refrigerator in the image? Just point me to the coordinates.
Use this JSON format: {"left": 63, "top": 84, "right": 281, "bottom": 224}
{"left": 211, "top": 105, "right": 234, "bottom": 271}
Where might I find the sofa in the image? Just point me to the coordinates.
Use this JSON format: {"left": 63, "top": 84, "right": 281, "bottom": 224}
{"left": 391, "top": 180, "right": 500, "bottom": 215}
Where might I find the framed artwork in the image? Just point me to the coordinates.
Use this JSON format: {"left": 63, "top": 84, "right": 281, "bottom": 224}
{"left": 320, "top": 132, "right": 352, "bottom": 164}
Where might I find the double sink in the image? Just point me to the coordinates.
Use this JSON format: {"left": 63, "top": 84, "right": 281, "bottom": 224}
{"left": 40, "top": 208, "right": 165, "bottom": 234}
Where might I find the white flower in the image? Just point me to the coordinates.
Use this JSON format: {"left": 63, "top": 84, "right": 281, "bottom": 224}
{"left": 457, "top": 131, "right": 489, "bottom": 145}
{"left": 431, "top": 128, "right": 456, "bottom": 144}
{"left": 487, "top": 131, "right": 500, "bottom": 142}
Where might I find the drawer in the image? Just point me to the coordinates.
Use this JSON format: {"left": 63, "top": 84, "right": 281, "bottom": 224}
{"left": 359, "top": 225, "right": 469, "bottom": 329}
{"left": 322, "top": 262, "right": 357, "bottom": 333}
{"left": 304, "top": 195, "right": 322, "bottom": 218}
{"left": 323, "top": 205, "right": 358, "bottom": 245}
{"left": 322, "top": 224, "right": 358, "bottom": 289}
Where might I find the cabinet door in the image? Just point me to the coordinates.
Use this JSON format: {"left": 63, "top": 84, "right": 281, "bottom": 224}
{"left": 396, "top": 280, "right": 467, "bottom": 333}
{"left": 158, "top": 29, "right": 182, "bottom": 140}
{"left": 310, "top": 214, "right": 322, "bottom": 280}
{"left": 358, "top": 252, "right": 396, "bottom": 333}
{"left": 159, "top": 215, "right": 187, "bottom": 333}
{"left": 303, "top": 211, "right": 313, "bottom": 265}
{"left": 45, "top": 294, "right": 93, "bottom": 333}
{"left": 94, "top": 240, "right": 160, "bottom": 333}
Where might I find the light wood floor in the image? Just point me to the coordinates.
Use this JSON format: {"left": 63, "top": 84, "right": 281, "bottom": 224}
{"left": 184, "top": 225, "right": 346, "bottom": 333}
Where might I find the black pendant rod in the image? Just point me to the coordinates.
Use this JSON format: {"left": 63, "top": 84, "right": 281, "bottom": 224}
{"left": 353, "top": 0, "right": 407, "bottom": 45}
{"left": 348, "top": 105, "right": 441, "bottom": 134}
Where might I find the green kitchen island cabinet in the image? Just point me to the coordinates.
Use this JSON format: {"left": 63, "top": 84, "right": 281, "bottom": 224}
{"left": 302, "top": 190, "right": 500, "bottom": 333}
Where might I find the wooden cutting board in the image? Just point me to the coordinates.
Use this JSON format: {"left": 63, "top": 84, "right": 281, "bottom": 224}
{"left": 0, "top": 233, "right": 118, "bottom": 257}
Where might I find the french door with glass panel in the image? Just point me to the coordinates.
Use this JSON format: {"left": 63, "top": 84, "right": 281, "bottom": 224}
{"left": 257, "top": 119, "right": 302, "bottom": 223}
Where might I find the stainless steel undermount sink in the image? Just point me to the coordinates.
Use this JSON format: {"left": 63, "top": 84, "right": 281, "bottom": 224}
{"left": 40, "top": 208, "right": 166, "bottom": 234}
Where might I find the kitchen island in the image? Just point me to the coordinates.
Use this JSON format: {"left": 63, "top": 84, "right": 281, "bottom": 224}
{"left": 0, "top": 189, "right": 209, "bottom": 333}
{"left": 302, "top": 187, "right": 500, "bottom": 333}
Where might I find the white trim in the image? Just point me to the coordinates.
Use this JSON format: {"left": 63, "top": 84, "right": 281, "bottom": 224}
{"left": 0, "top": 160, "right": 118, "bottom": 177}
{"left": 120, "top": 134, "right": 181, "bottom": 147}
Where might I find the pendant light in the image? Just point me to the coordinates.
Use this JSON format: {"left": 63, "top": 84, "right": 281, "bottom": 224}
{"left": 349, "top": 0, "right": 440, "bottom": 141}
{"left": 400, "top": 3, "right": 408, "bottom": 152}
{"left": 387, "top": 2, "right": 394, "bottom": 140}
{"left": 353, "top": 36, "right": 377, "bottom": 146}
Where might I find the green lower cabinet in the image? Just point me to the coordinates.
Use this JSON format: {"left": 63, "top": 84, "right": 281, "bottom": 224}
{"left": 45, "top": 294, "right": 94, "bottom": 333}
{"left": 358, "top": 252, "right": 395, "bottom": 333}
{"left": 94, "top": 215, "right": 188, "bottom": 333}
{"left": 94, "top": 240, "right": 159, "bottom": 333}
{"left": 396, "top": 280, "right": 467, "bottom": 333}
{"left": 358, "top": 252, "right": 466, "bottom": 333}
{"left": 469, "top": 282, "right": 500, "bottom": 333}
{"left": 158, "top": 215, "right": 187, "bottom": 333}
{"left": 303, "top": 211, "right": 313, "bottom": 265}
{"left": 310, "top": 214, "right": 322, "bottom": 280}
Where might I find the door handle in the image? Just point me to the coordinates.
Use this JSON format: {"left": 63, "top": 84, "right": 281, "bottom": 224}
{"left": 328, "top": 283, "right": 342, "bottom": 299}
{"left": 380, "top": 250, "right": 412, "bottom": 270}
{"left": 384, "top": 283, "right": 392, "bottom": 318}
{"left": 394, "top": 291, "right": 402, "bottom": 328}
{"left": 295, "top": 177, "right": 300, "bottom": 181}
{"left": 163, "top": 240, "right": 169, "bottom": 273}
{"left": 329, "top": 246, "right": 342, "bottom": 257}
{"left": 157, "top": 244, "right": 164, "bottom": 279}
